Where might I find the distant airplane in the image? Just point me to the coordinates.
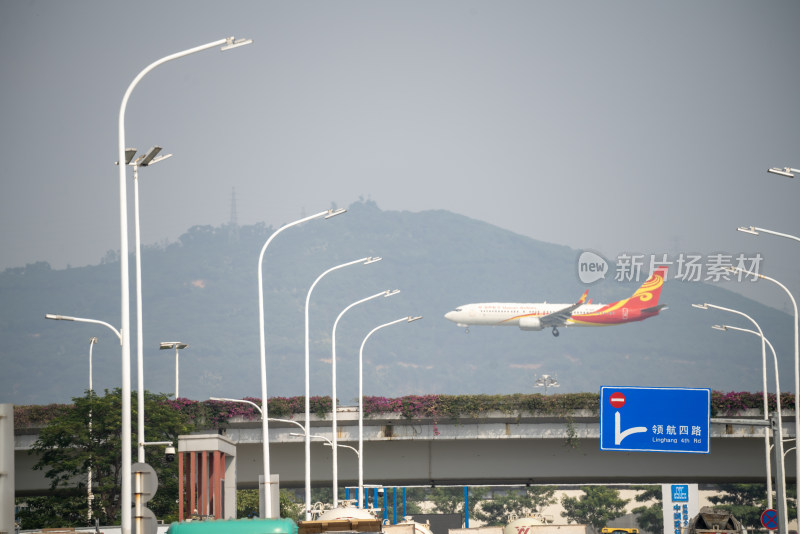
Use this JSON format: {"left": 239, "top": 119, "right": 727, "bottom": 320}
{"left": 444, "top": 266, "right": 668, "bottom": 337}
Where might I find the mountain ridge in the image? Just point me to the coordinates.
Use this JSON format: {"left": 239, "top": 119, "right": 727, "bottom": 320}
{"left": 1, "top": 200, "right": 793, "bottom": 405}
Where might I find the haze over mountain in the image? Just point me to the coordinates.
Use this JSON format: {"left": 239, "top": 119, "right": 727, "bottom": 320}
{"left": 1, "top": 201, "right": 793, "bottom": 406}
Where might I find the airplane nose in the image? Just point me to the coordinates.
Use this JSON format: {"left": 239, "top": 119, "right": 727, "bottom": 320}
{"left": 444, "top": 311, "right": 454, "bottom": 321}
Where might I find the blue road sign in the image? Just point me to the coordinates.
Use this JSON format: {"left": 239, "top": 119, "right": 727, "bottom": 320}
{"left": 600, "top": 386, "right": 710, "bottom": 453}
{"left": 761, "top": 509, "right": 779, "bottom": 530}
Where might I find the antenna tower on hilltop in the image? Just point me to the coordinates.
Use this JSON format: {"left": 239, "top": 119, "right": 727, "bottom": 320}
{"left": 227, "top": 187, "right": 239, "bottom": 242}
{"left": 229, "top": 187, "right": 238, "bottom": 227}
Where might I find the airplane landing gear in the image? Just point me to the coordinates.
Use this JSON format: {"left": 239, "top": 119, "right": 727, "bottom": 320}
{"left": 552, "top": 327, "right": 559, "bottom": 337}
{"left": 465, "top": 327, "right": 470, "bottom": 334}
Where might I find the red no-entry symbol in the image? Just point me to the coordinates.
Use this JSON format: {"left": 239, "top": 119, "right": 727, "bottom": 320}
{"left": 761, "top": 509, "right": 779, "bottom": 530}
{"left": 610, "top": 392, "right": 626, "bottom": 409}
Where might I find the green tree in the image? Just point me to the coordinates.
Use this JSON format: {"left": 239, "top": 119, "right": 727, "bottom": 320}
{"left": 474, "top": 487, "right": 557, "bottom": 526}
{"left": 29, "top": 389, "right": 193, "bottom": 528}
{"left": 707, "top": 483, "right": 770, "bottom": 529}
{"left": 280, "top": 489, "right": 304, "bottom": 521}
{"left": 561, "top": 486, "right": 629, "bottom": 530}
{"left": 237, "top": 489, "right": 260, "bottom": 518}
{"left": 428, "top": 486, "right": 488, "bottom": 518}
{"left": 630, "top": 486, "right": 662, "bottom": 533}
{"left": 16, "top": 495, "right": 87, "bottom": 530}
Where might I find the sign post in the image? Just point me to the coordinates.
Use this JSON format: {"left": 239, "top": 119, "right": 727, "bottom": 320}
{"left": 600, "top": 386, "right": 710, "bottom": 453}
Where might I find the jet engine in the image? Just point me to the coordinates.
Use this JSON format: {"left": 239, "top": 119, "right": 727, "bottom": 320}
{"left": 518, "top": 317, "right": 543, "bottom": 331}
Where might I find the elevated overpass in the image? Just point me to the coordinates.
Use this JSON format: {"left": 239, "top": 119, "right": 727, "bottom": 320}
{"left": 15, "top": 407, "right": 796, "bottom": 494}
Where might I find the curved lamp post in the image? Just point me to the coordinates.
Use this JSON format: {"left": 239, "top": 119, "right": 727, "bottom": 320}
{"left": 117, "top": 36, "right": 251, "bottom": 534}
{"left": 45, "top": 314, "right": 121, "bottom": 342}
{"left": 256, "top": 208, "right": 345, "bottom": 518}
{"left": 209, "top": 396, "right": 307, "bottom": 431}
{"left": 712, "top": 324, "right": 788, "bottom": 532}
{"left": 330, "top": 289, "right": 399, "bottom": 506}
{"left": 357, "top": 316, "right": 422, "bottom": 507}
{"left": 728, "top": 260, "right": 799, "bottom": 523}
{"left": 303, "top": 257, "right": 382, "bottom": 518}
{"left": 692, "top": 303, "right": 772, "bottom": 508}
{"left": 45, "top": 315, "right": 121, "bottom": 525}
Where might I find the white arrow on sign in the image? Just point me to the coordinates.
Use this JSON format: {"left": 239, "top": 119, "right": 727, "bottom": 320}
{"left": 615, "top": 411, "right": 647, "bottom": 445}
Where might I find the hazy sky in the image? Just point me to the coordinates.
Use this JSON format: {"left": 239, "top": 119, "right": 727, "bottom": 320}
{"left": 2, "top": 1, "right": 799, "bottom": 309}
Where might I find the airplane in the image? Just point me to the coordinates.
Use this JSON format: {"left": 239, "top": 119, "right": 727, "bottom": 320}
{"left": 444, "top": 266, "right": 668, "bottom": 337}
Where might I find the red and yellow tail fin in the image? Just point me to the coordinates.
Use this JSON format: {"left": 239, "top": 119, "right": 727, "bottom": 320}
{"left": 629, "top": 266, "right": 667, "bottom": 308}
{"left": 578, "top": 289, "right": 589, "bottom": 304}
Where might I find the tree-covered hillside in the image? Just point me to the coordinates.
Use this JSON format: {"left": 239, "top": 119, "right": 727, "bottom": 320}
{"left": 1, "top": 200, "right": 794, "bottom": 405}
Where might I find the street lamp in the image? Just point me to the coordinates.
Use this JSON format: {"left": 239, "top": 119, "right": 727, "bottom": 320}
{"left": 768, "top": 167, "right": 799, "bottom": 178}
{"left": 45, "top": 315, "right": 120, "bottom": 524}
{"left": 303, "top": 257, "right": 382, "bottom": 519}
{"left": 117, "top": 146, "right": 172, "bottom": 465}
{"left": 256, "top": 208, "right": 345, "bottom": 519}
{"left": 712, "top": 324, "right": 788, "bottom": 533}
{"left": 45, "top": 314, "right": 121, "bottom": 342}
{"left": 290, "top": 432, "right": 359, "bottom": 455}
{"left": 209, "top": 396, "right": 306, "bottom": 431}
{"left": 330, "top": 289, "right": 399, "bottom": 506}
{"left": 737, "top": 226, "right": 800, "bottom": 244}
{"left": 692, "top": 303, "right": 772, "bottom": 508}
{"left": 209, "top": 396, "right": 307, "bottom": 430}
{"left": 160, "top": 342, "right": 188, "bottom": 399}
{"left": 534, "top": 374, "right": 559, "bottom": 395}
{"left": 727, "top": 261, "right": 799, "bottom": 523}
{"left": 357, "top": 316, "right": 422, "bottom": 507}
{"left": 116, "top": 35, "right": 251, "bottom": 534}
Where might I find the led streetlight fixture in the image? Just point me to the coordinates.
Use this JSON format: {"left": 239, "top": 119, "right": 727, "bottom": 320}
{"left": 737, "top": 226, "right": 759, "bottom": 235}
{"left": 221, "top": 37, "right": 253, "bottom": 51}
{"left": 137, "top": 146, "right": 173, "bottom": 167}
{"left": 324, "top": 208, "right": 347, "bottom": 219}
{"left": 768, "top": 167, "right": 799, "bottom": 178}
{"left": 160, "top": 342, "right": 188, "bottom": 350}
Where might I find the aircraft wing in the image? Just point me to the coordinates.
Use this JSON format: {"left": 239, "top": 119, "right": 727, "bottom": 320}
{"left": 538, "top": 290, "right": 589, "bottom": 327}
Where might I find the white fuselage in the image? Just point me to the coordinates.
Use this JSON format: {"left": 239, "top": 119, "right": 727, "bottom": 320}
{"left": 444, "top": 302, "right": 604, "bottom": 327}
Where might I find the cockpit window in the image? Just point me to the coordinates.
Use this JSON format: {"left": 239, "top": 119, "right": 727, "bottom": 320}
{"left": 455, "top": 308, "right": 462, "bottom": 312}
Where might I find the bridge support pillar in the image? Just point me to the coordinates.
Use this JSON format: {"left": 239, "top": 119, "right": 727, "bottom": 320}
{"left": 177, "top": 434, "right": 237, "bottom": 521}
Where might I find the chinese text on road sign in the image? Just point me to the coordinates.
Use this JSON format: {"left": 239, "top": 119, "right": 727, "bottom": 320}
{"left": 600, "top": 386, "right": 710, "bottom": 453}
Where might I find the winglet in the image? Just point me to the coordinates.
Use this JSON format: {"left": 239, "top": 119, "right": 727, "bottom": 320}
{"left": 577, "top": 289, "right": 589, "bottom": 305}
